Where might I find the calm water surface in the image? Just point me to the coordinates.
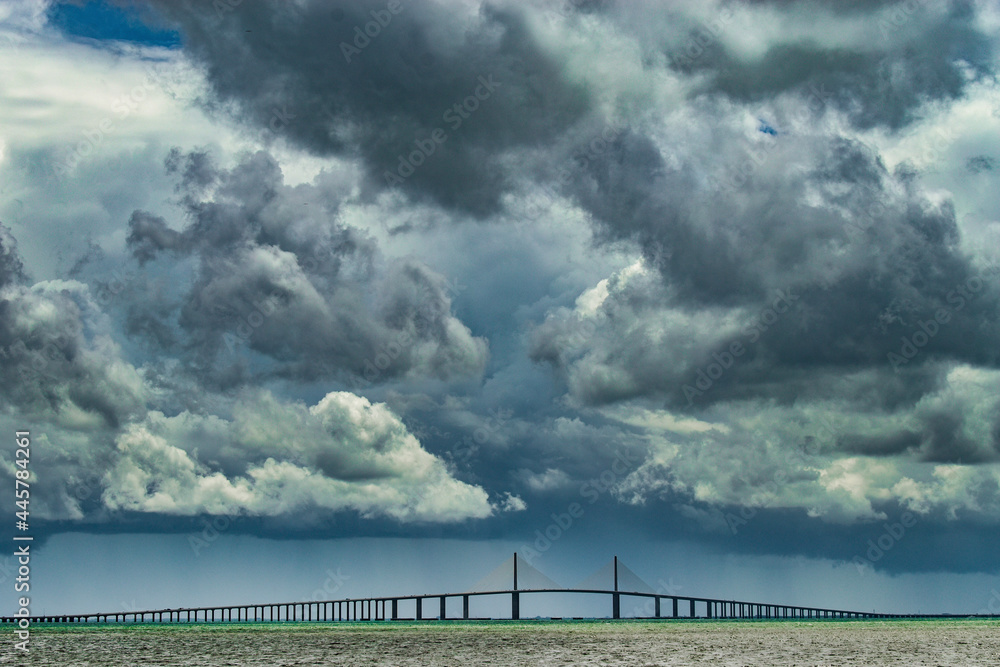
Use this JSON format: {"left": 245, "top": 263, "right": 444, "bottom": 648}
{"left": 2, "top": 619, "right": 998, "bottom": 666}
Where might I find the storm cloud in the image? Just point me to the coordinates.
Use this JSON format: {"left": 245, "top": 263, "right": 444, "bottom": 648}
{"left": 2, "top": 0, "right": 1000, "bottom": 587}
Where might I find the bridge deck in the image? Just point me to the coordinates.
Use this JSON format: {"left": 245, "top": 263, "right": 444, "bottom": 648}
{"left": 2, "top": 588, "right": 928, "bottom": 625}
{"left": 5, "top": 555, "right": 979, "bottom": 625}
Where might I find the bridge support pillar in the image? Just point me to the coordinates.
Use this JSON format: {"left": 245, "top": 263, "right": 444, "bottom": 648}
{"left": 440, "top": 596, "right": 446, "bottom": 620}
{"left": 463, "top": 595, "right": 469, "bottom": 620}
{"left": 612, "top": 593, "right": 620, "bottom": 619}
{"left": 416, "top": 598, "right": 422, "bottom": 621}
{"left": 392, "top": 599, "right": 398, "bottom": 621}
{"left": 689, "top": 599, "right": 695, "bottom": 618}
{"left": 673, "top": 598, "right": 678, "bottom": 618}
{"left": 655, "top": 597, "right": 660, "bottom": 618}
{"left": 512, "top": 592, "right": 520, "bottom": 620}
{"left": 707, "top": 601, "right": 712, "bottom": 619}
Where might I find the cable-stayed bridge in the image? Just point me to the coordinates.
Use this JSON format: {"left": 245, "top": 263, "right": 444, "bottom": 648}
{"left": 0, "top": 554, "right": 947, "bottom": 625}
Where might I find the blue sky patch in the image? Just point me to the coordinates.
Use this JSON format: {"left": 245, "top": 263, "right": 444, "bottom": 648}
{"left": 47, "top": 0, "right": 180, "bottom": 48}
{"left": 758, "top": 119, "right": 778, "bottom": 136}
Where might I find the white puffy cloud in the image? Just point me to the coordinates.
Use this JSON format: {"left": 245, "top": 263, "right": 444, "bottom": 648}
{"left": 497, "top": 492, "right": 527, "bottom": 512}
{"left": 102, "top": 391, "right": 495, "bottom": 523}
{"left": 517, "top": 468, "right": 573, "bottom": 493}
{"left": 609, "top": 367, "right": 1000, "bottom": 524}
{"left": 893, "top": 465, "right": 1000, "bottom": 520}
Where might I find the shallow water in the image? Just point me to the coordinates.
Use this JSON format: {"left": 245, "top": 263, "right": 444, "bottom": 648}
{"left": 3, "top": 619, "right": 999, "bottom": 666}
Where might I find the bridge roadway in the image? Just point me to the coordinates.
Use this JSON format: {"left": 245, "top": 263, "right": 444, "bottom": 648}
{"left": 2, "top": 587, "right": 917, "bottom": 625}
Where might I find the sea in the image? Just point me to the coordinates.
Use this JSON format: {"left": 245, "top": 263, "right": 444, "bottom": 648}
{"left": 2, "top": 618, "right": 998, "bottom": 666}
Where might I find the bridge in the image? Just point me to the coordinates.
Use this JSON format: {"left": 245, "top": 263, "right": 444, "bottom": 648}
{"left": 0, "top": 554, "right": 936, "bottom": 625}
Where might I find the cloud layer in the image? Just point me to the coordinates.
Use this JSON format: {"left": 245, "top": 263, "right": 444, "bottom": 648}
{"left": 1, "top": 0, "right": 1000, "bottom": 575}
{"left": 104, "top": 391, "right": 494, "bottom": 522}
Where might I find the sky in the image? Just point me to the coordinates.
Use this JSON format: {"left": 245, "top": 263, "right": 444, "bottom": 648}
{"left": 2, "top": 0, "right": 1000, "bottom": 618}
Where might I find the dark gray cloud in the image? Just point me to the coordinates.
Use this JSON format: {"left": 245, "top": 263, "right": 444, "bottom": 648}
{"left": 966, "top": 155, "right": 998, "bottom": 173}
{"left": 4, "top": 0, "right": 1000, "bottom": 585}
{"left": 137, "top": 0, "right": 593, "bottom": 216}
{"left": 0, "top": 278, "right": 146, "bottom": 430}
{"left": 650, "top": 0, "right": 996, "bottom": 130}
{"left": 0, "top": 222, "right": 26, "bottom": 287}
{"left": 532, "top": 118, "right": 1000, "bottom": 415}
{"left": 125, "top": 148, "right": 488, "bottom": 387}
